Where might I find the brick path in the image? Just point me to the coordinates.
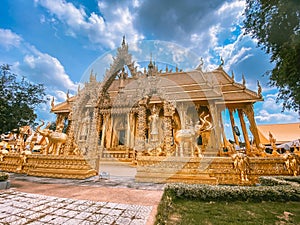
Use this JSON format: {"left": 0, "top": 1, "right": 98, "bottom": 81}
{"left": 0, "top": 173, "right": 164, "bottom": 225}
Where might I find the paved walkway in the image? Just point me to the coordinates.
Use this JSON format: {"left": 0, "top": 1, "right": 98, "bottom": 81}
{"left": 0, "top": 163, "right": 165, "bottom": 225}
{"left": 0, "top": 189, "right": 153, "bottom": 225}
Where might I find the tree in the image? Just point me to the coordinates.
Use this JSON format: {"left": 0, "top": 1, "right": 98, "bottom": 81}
{"left": 244, "top": 0, "right": 300, "bottom": 113}
{"left": 0, "top": 64, "right": 47, "bottom": 133}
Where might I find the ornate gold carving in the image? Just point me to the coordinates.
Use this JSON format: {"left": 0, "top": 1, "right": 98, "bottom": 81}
{"left": 232, "top": 153, "right": 250, "bottom": 182}
{"left": 284, "top": 153, "right": 299, "bottom": 176}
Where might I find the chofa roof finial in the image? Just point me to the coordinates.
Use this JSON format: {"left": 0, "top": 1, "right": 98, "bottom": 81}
{"left": 242, "top": 74, "right": 246, "bottom": 86}
{"left": 51, "top": 96, "right": 54, "bottom": 108}
{"left": 196, "top": 57, "right": 204, "bottom": 71}
{"left": 220, "top": 57, "right": 224, "bottom": 67}
{"left": 257, "top": 80, "right": 262, "bottom": 97}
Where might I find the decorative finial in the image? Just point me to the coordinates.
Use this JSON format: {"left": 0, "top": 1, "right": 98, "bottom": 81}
{"left": 77, "top": 84, "right": 80, "bottom": 94}
{"left": 231, "top": 71, "right": 235, "bottom": 80}
{"left": 196, "top": 57, "right": 204, "bottom": 70}
{"left": 89, "top": 69, "right": 93, "bottom": 82}
{"left": 89, "top": 69, "right": 97, "bottom": 82}
{"left": 220, "top": 57, "right": 224, "bottom": 67}
{"left": 51, "top": 96, "right": 54, "bottom": 108}
{"left": 148, "top": 53, "right": 154, "bottom": 76}
{"left": 257, "top": 80, "right": 262, "bottom": 97}
{"left": 242, "top": 74, "right": 246, "bottom": 86}
{"left": 66, "top": 90, "right": 70, "bottom": 100}
{"left": 166, "top": 65, "right": 168, "bottom": 72}
{"left": 122, "top": 35, "right": 126, "bottom": 46}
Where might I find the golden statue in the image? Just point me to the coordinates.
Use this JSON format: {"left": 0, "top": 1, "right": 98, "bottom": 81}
{"left": 174, "top": 112, "right": 213, "bottom": 157}
{"left": 284, "top": 153, "right": 299, "bottom": 176}
{"left": 36, "top": 120, "right": 68, "bottom": 155}
{"left": 232, "top": 152, "right": 250, "bottom": 182}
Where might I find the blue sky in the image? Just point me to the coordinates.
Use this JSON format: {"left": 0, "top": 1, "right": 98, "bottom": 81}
{"left": 0, "top": 0, "right": 299, "bottom": 127}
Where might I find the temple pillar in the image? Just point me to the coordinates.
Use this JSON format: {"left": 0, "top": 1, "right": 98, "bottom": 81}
{"left": 237, "top": 108, "right": 251, "bottom": 152}
{"left": 244, "top": 104, "right": 262, "bottom": 148}
{"left": 106, "top": 115, "right": 113, "bottom": 148}
{"left": 219, "top": 109, "right": 227, "bottom": 147}
{"left": 100, "top": 114, "right": 108, "bottom": 147}
{"left": 86, "top": 107, "right": 100, "bottom": 171}
{"left": 126, "top": 113, "right": 131, "bottom": 147}
{"left": 163, "top": 101, "right": 175, "bottom": 156}
{"left": 130, "top": 112, "right": 136, "bottom": 148}
{"left": 229, "top": 108, "right": 239, "bottom": 145}
{"left": 136, "top": 104, "right": 146, "bottom": 154}
{"left": 208, "top": 103, "right": 222, "bottom": 152}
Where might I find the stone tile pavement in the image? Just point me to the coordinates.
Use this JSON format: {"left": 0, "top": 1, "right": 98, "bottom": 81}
{"left": 0, "top": 189, "right": 153, "bottom": 225}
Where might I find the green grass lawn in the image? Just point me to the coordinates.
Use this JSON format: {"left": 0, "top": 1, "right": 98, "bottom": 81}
{"left": 156, "top": 199, "right": 300, "bottom": 225}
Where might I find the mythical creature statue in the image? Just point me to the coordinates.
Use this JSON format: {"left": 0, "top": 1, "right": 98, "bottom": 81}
{"left": 36, "top": 120, "right": 68, "bottom": 155}
{"left": 232, "top": 152, "right": 250, "bottom": 182}
{"left": 269, "top": 132, "right": 279, "bottom": 156}
{"left": 284, "top": 153, "right": 299, "bottom": 176}
{"left": 174, "top": 112, "right": 213, "bottom": 157}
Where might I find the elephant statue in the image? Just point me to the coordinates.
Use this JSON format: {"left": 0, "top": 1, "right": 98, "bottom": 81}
{"left": 174, "top": 113, "right": 213, "bottom": 157}
{"left": 36, "top": 120, "right": 68, "bottom": 155}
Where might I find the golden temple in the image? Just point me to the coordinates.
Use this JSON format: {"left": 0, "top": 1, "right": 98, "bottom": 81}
{"left": 0, "top": 37, "right": 299, "bottom": 184}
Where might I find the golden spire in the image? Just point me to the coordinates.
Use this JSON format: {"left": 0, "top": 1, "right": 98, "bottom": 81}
{"left": 122, "top": 35, "right": 126, "bottom": 46}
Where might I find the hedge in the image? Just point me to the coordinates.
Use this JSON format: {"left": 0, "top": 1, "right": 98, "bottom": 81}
{"left": 259, "top": 176, "right": 300, "bottom": 186}
{"left": 164, "top": 183, "right": 300, "bottom": 202}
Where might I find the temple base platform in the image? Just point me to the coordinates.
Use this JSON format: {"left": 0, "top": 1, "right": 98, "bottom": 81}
{"left": 0, "top": 154, "right": 97, "bottom": 179}
{"left": 135, "top": 156, "right": 291, "bottom": 185}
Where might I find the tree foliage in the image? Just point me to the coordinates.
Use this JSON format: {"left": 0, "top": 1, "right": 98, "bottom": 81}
{"left": 244, "top": 0, "right": 300, "bottom": 113}
{"left": 0, "top": 64, "right": 47, "bottom": 133}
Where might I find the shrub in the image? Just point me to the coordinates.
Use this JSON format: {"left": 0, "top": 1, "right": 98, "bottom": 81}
{"left": 0, "top": 172, "right": 9, "bottom": 181}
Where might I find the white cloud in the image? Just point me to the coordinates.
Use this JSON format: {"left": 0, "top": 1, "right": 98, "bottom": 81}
{"left": 36, "top": 0, "right": 86, "bottom": 28}
{"left": 255, "top": 92, "right": 299, "bottom": 123}
{"left": 262, "top": 96, "right": 282, "bottom": 112}
{"left": 216, "top": 0, "right": 245, "bottom": 18}
{"left": 54, "top": 90, "right": 69, "bottom": 102}
{"left": 35, "top": 0, "right": 144, "bottom": 49}
{"left": 255, "top": 109, "right": 297, "bottom": 123}
{"left": 0, "top": 29, "right": 22, "bottom": 50}
{"left": 132, "top": 0, "right": 141, "bottom": 8}
{"left": 21, "top": 51, "right": 77, "bottom": 92}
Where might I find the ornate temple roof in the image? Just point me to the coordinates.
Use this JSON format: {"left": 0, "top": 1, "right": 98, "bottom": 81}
{"left": 51, "top": 38, "right": 263, "bottom": 114}
{"left": 51, "top": 96, "right": 75, "bottom": 113}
